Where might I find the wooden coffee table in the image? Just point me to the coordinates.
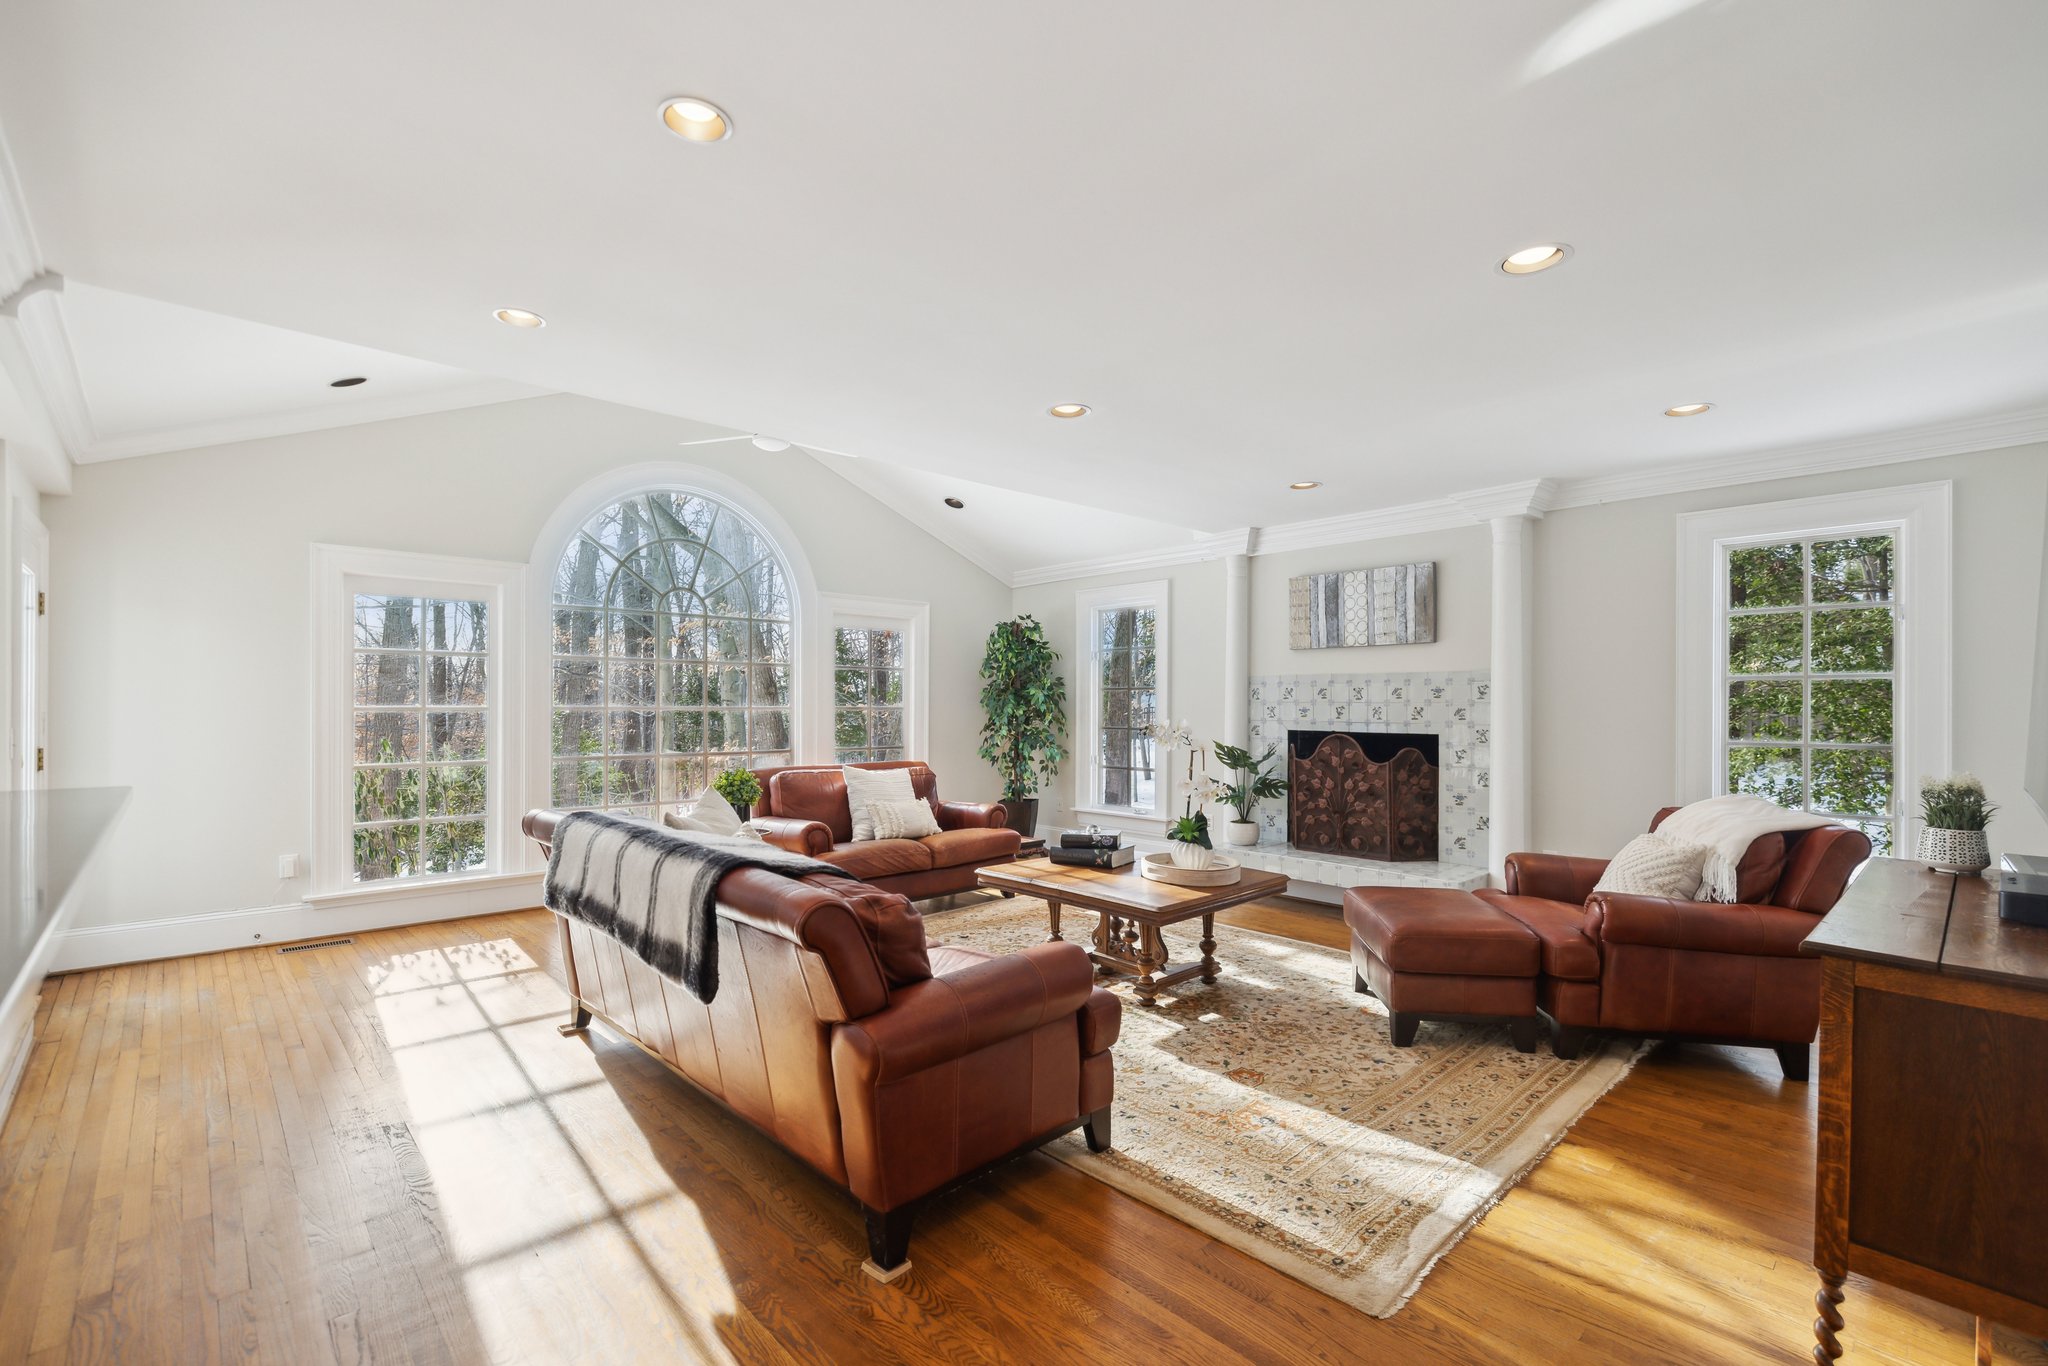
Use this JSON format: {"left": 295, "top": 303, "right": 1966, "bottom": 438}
{"left": 976, "top": 856, "right": 1289, "bottom": 1006}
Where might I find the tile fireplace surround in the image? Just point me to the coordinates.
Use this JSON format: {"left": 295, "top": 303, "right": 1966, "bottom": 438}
{"left": 1247, "top": 671, "right": 1490, "bottom": 872}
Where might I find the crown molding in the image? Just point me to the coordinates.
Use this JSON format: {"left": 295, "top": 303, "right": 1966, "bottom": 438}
{"left": 1242, "top": 497, "right": 1475, "bottom": 559}
{"left": 73, "top": 378, "right": 549, "bottom": 463}
{"left": 1548, "top": 403, "right": 2048, "bottom": 510}
{"left": 1008, "top": 528, "right": 1252, "bottom": 589}
{"left": 1452, "top": 477, "right": 1560, "bottom": 523}
{"left": 804, "top": 450, "right": 1015, "bottom": 587}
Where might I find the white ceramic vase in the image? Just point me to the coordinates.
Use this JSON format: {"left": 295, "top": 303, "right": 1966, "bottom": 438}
{"left": 1917, "top": 826, "right": 1990, "bottom": 874}
{"left": 1223, "top": 821, "right": 1259, "bottom": 847}
{"left": 1169, "top": 841, "right": 1215, "bottom": 870}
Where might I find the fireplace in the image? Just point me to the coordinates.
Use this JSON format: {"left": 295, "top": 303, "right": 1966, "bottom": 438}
{"left": 1286, "top": 729, "right": 1439, "bottom": 862}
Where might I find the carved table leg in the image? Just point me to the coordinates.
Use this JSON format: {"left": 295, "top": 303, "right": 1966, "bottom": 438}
{"left": 1046, "top": 900, "right": 1063, "bottom": 942}
{"left": 1812, "top": 1272, "right": 1845, "bottom": 1363}
{"left": 1134, "top": 924, "right": 1169, "bottom": 1007}
{"left": 1199, "top": 912, "right": 1219, "bottom": 985}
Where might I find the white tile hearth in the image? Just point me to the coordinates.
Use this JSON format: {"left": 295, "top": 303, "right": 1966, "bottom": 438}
{"left": 1229, "top": 842, "right": 1488, "bottom": 893}
{"left": 1247, "top": 670, "right": 1491, "bottom": 869}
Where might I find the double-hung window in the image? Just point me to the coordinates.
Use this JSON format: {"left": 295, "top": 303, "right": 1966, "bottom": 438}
{"left": 1678, "top": 483, "right": 1952, "bottom": 859}
{"left": 1724, "top": 535, "right": 1897, "bottom": 851}
{"left": 1074, "top": 581, "right": 1168, "bottom": 817}
{"left": 313, "top": 546, "right": 526, "bottom": 893}
{"left": 825, "top": 596, "right": 928, "bottom": 764}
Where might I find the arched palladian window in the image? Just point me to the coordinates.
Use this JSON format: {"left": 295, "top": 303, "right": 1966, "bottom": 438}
{"left": 550, "top": 490, "right": 795, "bottom": 815}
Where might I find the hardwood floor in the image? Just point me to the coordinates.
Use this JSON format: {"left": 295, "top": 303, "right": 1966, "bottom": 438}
{"left": 0, "top": 896, "right": 2031, "bottom": 1364}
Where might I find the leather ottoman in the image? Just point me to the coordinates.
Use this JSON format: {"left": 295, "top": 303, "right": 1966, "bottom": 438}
{"left": 1343, "top": 887, "right": 1543, "bottom": 1053}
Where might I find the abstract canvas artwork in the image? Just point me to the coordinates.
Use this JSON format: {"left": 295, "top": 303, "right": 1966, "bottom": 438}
{"left": 1288, "top": 561, "right": 1436, "bottom": 649}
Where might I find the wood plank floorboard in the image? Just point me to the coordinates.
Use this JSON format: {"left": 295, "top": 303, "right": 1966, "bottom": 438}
{"left": 0, "top": 896, "right": 2029, "bottom": 1364}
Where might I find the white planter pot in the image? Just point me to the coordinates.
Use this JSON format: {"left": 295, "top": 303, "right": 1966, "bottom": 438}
{"left": 1917, "top": 826, "right": 1990, "bottom": 874}
{"left": 1169, "top": 841, "right": 1216, "bottom": 870}
{"left": 1223, "top": 821, "right": 1260, "bottom": 847}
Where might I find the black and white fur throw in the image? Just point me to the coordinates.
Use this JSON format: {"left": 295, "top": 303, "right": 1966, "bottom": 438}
{"left": 543, "top": 810, "right": 840, "bottom": 1004}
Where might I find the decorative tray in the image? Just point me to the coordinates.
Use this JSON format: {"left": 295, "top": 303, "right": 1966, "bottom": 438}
{"left": 1138, "top": 851, "right": 1244, "bottom": 887}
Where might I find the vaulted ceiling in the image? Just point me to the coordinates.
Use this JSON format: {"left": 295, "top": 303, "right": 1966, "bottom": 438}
{"left": 3, "top": 0, "right": 2045, "bottom": 537}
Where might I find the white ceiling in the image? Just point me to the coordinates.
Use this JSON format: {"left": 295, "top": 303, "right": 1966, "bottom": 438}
{"left": 2, "top": 0, "right": 2046, "bottom": 528}
{"left": 54, "top": 284, "right": 541, "bottom": 461}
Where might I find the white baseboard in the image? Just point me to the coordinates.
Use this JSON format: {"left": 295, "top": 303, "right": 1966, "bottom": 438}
{"left": 0, "top": 1013, "right": 32, "bottom": 1129}
{"left": 52, "top": 872, "right": 546, "bottom": 973}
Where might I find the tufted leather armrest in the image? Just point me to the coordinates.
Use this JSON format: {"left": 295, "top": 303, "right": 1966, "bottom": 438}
{"left": 936, "top": 800, "right": 1009, "bottom": 831}
{"left": 1502, "top": 852, "right": 1609, "bottom": 904}
{"left": 750, "top": 814, "right": 835, "bottom": 858}
{"left": 1586, "top": 893, "right": 1822, "bottom": 958}
{"left": 830, "top": 941, "right": 1096, "bottom": 1083}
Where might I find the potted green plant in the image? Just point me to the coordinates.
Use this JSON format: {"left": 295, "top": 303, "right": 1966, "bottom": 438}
{"left": 712, "top": 766, "right": 763, "bottom": 823}
{"left": 1210, "top": 741, "right": 1288, "bottom": 847}
{"left": 1916, "top": 774, "right": 1996, "bottom": 874}
{"left": 977, "top": 615, "right": 1068, "bottom": 836}
{"left": 1166, "top": 815, "right": 1216, "bottom": 870}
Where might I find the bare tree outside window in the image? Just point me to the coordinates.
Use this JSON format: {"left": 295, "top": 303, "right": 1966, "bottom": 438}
{"left": 352, "top": 595, "right": 488, "bottom": 881}
{"left": 1095, "top": 606, "right": 1158, "bottom": 811}
{"left": 550, "top": 493, "right": 795, "bottom": 817}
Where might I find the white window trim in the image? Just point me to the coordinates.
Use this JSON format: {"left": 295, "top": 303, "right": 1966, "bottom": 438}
{"left": 1073, "top": 579, "right": 1170, "bottom": 824}
{"left": 525, "top": 463, "right": 828, "bottom": 802}
{"left": 1676, "top": 481, "right": 1951, "bottom": 850}
{"left": 821, "top": 594, "right": 930, "bottom": 763}
{"left": 311, "top": 544, "right": 531, "bottom": 899}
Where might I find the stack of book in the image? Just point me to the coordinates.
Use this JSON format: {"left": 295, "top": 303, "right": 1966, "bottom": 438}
{"left": 1048, "top": 826, "right": 1135, "bottom": 868}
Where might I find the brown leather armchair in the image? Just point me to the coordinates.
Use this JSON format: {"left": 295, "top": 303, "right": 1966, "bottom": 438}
{"left": 748, "top": 761, "right": 1021, "bottom": 900}
{"left": 1484, "top": 808, "right": 1872, "bottom": 1078}
{"left": 524, "top": 809, "right": 1116, "bottom": 1280}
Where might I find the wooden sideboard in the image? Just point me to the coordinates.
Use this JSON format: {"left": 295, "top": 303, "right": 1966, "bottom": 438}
{"left": 1801, "top": 858, "right": 2048, "bottom": 1363}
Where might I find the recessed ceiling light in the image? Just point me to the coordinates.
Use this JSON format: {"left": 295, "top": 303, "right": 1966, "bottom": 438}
{"left": 660, "top": 96, "right": 733, "bottom": 143}
{"left": 1048, "top": 403, "right": 1090, "bottom": 419}
{"left": 944, "top": 497, "right": 965, "bottom": 509}
{"left": 749, "top": 436, "right": 792, "bottom": 452}
{"left": 329, "top": 376, "right": 368, "bottom": 388}
{"left": 1499, "top": 243, "right": 1572, "bottom": 275}
{"left": 493, "top": 307, "right": 546, "bottom": 328}
{"left": 1664, "top": 402, "right": 1714, "bottom": 417}
{"left": 1289, "top": 481, "right": 1322, "bottom": 491}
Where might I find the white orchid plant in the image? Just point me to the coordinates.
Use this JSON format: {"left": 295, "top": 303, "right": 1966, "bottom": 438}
{"left": 1143, "top": 718, "right": 1217, "bottom": 847}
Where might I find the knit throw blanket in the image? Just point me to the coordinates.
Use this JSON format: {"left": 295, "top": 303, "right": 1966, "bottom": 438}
{"left": 1653, "top": 794, "right": 1840, "bottom": 903}
{"left": 543, "top": 811, "right": 840, "bottom": 1003}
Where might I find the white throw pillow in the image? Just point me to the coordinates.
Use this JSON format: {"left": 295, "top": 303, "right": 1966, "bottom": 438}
{"left": 663, "top": 786, "right": 744, "bottom": 837}
{"left": 842, "top": 766, "right": 916, "bottom": 841}
{"left": 1591, "top": 833, "right": 1711, "bottom": 900}
{"left": 871, "top": 798, "right": 941, "bottom": 841}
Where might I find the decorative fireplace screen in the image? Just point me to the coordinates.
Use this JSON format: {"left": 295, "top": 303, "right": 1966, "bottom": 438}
{"left": 1287, "top": 730, "right": 1439, "bottom": 862}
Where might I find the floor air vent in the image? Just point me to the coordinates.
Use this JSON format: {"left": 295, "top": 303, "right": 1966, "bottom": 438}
{"left": 279, "top": 938, "right": 355, "bottom": 954}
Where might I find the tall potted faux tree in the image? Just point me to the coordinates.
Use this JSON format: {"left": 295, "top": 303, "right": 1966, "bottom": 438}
{"left": 978, "top": 615, "right": 1068, "bottom": 836}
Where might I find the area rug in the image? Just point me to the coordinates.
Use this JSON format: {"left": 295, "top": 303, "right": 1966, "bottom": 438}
{"left": 923, "top": 897, "right": 1644, "bottom": 1318}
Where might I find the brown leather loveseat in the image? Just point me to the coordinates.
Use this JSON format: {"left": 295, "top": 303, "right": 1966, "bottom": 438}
{"left": 524, "top": 810, "right": 1118, "bottom": 1280}
{"left": 1484, "top": 807, "right": 1871, "bottom": 1077}
{"left": 748, "top": 760, "right": 1021, "bottom": 900}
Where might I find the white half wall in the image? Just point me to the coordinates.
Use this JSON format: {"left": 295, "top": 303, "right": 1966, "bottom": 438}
{"left": 44, "top": 393, "right": 1011, "bottom": 945}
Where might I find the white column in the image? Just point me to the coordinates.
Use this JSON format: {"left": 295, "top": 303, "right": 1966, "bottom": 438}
{"left": 1488, "top": 514, "right": 1535, "bottom": 885}
{"left": 1222, "top": 553, "right": 1250, "bottom": 749}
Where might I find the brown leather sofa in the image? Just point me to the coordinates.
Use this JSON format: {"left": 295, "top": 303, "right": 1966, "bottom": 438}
{"left": 747, "top": 760, "right": 1021, "bottom": 900}
{"left": 523, "top": 809, "right": 1118, "bottom": 1280}
{"left": 1484, "top": 807, "right": 1871, "bottom": 1078}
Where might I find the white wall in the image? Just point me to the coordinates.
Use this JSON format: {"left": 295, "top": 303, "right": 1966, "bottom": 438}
{"left": 1531, "top": 441, "right": 2048, "bottom": 865}
{"left": 45, "top": 393, "right": 1011, "bottom": 932}
{"left": 1249, "top": 525, "right": 1492, "bottom": 675}
{"left": 1011, "top": 522, "right": 1491, "bottom": 838}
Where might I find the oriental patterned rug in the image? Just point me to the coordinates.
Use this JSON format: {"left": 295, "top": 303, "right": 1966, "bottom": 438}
{"left": 923, "top": 897, "right": 1644, "bottom": 1318}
